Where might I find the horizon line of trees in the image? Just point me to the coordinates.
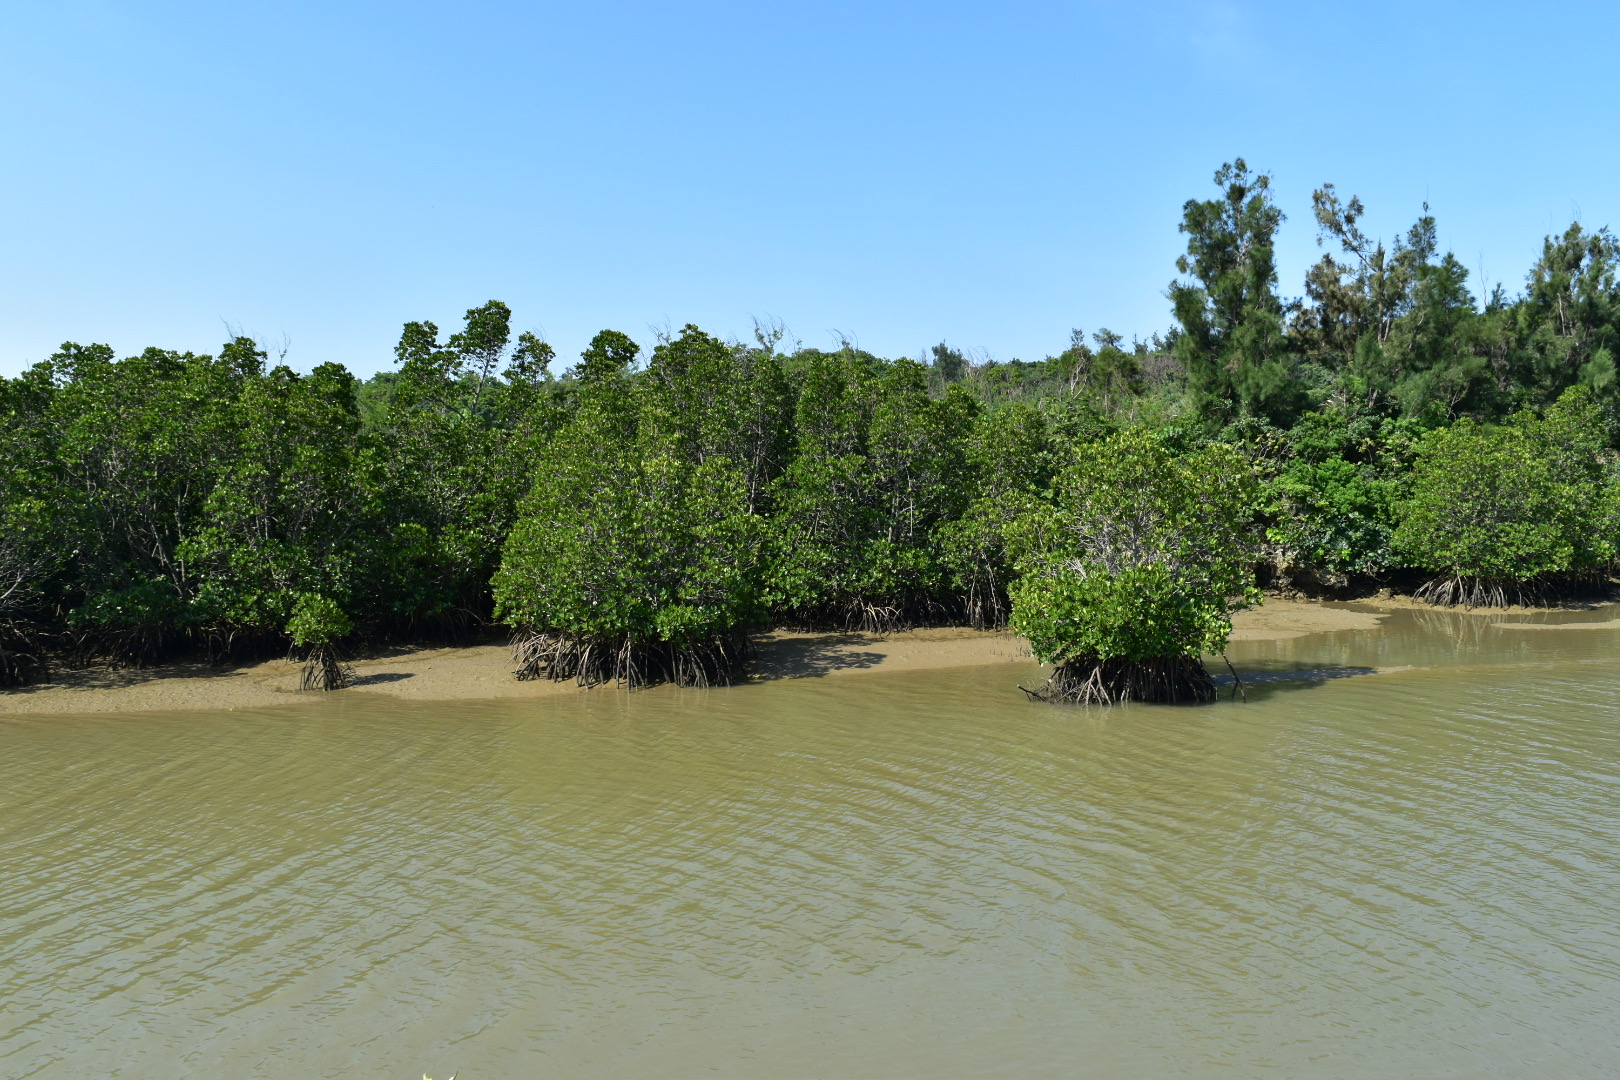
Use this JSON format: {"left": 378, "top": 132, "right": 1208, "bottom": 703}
{"left": 3, "top": 159, "right": 1618, "bottom": 695}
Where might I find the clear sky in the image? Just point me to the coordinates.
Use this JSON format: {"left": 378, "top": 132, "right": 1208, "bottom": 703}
{"left": 2, "top": 0, "right": 1615, "bottom": 377}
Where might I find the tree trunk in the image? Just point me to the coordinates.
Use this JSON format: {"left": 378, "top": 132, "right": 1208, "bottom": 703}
{"left": 300, "top": 644, "right": 354, "bottom": 691}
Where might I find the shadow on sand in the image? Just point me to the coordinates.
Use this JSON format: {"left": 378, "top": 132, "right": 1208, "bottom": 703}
{"left": 350, "top": 671, "right": 416, "bottom": 687}
{"left": 1, "top": 660, "right": 256, "bottom": 696}
{"left": 750, "top": 633, "right": 887, "bottom": 680}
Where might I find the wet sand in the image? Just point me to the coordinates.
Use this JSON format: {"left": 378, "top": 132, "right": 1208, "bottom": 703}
{"left": 0, "top": 629, "right": 1034, "bottom": 716}
{"left": 7, "top": 596, "right": 1594, "bottom": 716}
{"left": 1226, "top": 598, "right": 1385, "bottom": 641}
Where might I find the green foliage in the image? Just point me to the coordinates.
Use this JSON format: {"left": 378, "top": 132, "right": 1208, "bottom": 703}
{"left": 1170, "top": 160, "right": 1305, "bottom": 426}
{"left": 1, "top": 305, "right": 567, "bottom": 674}
{"left": 286, "top": 593, "right": 352, "bottom": 648}
{"left": 1518, "top": 224, "right": 1620, "bottom": 406}
{"left": 1259, "top": 407, "right": 1411, "bottom": 578}
{"left": 936, "top": 402, "right": 1057, "bottom": 626}
{"left": 930, "top": 341, "right": 968, "bottom": 384}
{"left": 1392, "top": 387, "right": 1613, "bottom": 592}
{"left": 180, "top": 359, "right": 363, "bottom": 638}
{"left": 1267, "top": 457, "right": 1399, "bottom": 577}
{"left": 492, "top": 329, "right": 769, "bottom": 686}
{"left": 1296, "top": 187, "right": 1508, "bottom": 421}
{"left": 0, "top": 366, "right": 60, "bottom": 629}
{"left": 44, "top": 342, "right": 252, "bottom": 659}
{"left": 13, "top": 160, "right": 1620, "bottom": 692}
{"left": 1008, "top": 430, "right": 1259, "bottom": 667}
{"left": 361, "top": 303, "right": 567, "bottom": 633}
{"left": 764, "top": 349, "right": 976, "bottom": 627}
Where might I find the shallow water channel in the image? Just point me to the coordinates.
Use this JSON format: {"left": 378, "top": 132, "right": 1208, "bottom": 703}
{"left": 3, "top": 605, "right": 1620, "bottom": 1078}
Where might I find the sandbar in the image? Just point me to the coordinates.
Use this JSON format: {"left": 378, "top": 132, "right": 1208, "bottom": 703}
{"left": 0, "top": 598, "right": 1408, "bottom": 716}
{"left": 1227, "top": 598, "right": 1386, "bottom": 641}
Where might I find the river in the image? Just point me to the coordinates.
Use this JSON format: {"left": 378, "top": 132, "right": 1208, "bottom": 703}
{"left": 3, "top": 605, "right": 1618, "bottom": 1077}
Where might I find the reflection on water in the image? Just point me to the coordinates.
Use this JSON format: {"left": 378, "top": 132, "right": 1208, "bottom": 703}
{"left": 3, "top": 608, "right": 1620, "bottom": 1078}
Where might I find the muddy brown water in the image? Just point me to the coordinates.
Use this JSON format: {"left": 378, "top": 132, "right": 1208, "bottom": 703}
{"left": 3, "top": 605, "right": 1619, "bottom": 1078}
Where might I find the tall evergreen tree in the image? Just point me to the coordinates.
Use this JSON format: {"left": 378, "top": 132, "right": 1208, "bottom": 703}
{"left": 1170, "top": 159, "right": 1304, "bottom": 426}
{"left": 1517, "top": 223, "right": 1620, "bottom": 407}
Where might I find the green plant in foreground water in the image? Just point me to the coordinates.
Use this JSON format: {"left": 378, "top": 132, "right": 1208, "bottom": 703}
{"left": 1008, "top": 429, "right": 1259, "bottom": 704}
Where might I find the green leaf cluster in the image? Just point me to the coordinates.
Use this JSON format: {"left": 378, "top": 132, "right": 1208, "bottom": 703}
{"left": 492, "top": 327, "right": 768, "bottom": 656}
{"left": 1392, "top": 387, "right": 1616, "bottom": 583}
{"left": 286, "top": 593, "right": 352, "bottom": 649}
{"left": 1008, "top": 430, "right": 1259, "bottom": 666}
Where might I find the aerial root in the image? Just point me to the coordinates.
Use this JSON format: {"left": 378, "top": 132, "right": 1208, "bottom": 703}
{"left": 847, "top": 603, "right": 905, "bottom": 634}
{"left": 1415, "top": 575, "right": 1537, "bottom": 609}
{"left": 0, "top": 640, "right": 49, "bottom": 688}
{"left": 509, "top": 628, "right": 750, "bottom": 689}
{"left": 300, "top": 643, "right": 354, "bottom": 691}
{"left": 1021, "top": 654, "right": 1217, "bottom": 705}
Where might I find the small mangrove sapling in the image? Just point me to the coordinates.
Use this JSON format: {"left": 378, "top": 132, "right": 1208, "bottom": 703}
{"left": 287, "top": 593, "right": 354, "bottom": 691}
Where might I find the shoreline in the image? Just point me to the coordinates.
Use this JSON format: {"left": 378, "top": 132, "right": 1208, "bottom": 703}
{"left": 0, "top": 626, "right": 1036, "bottom": 717}
{"left": 3, "top": 597, "right": 1614, "bottom": 717}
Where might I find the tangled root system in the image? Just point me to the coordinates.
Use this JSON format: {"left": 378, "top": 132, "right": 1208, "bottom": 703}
{"left": 1415, "top": 576, "right": 1534, "bottom": 609}
{"left": 846, "top": 603, "right": 907, "bottom": 634}
{"left": 1020, "top": 654, "right": 1216, "bottom": 705}
{"left": 0, "top": 640, "right": 48, "bottom": 688}
{"left": 511, "top": 629, "right": 750, "bottom": 689}
{"left": 75, "top": 624, "right": 181, "bottom": 668}
{"left": 299, "top": 644, "right": 354, "bottom": 691}
{"left": 958, "top": 585, "right": 1010, "bottom": 631}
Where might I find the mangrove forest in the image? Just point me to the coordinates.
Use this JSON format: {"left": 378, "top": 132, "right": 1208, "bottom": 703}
{"left": 3, "top": 160, "right": 1619, "bottom": 700}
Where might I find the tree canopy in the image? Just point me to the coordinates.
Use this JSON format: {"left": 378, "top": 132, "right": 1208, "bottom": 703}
{"left": 4, "top": 161, "right": 1619, "bottom": 699}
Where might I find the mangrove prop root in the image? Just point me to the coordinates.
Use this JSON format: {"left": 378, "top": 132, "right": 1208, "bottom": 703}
{"left": 300, "top": 644, "right": 355, "bottom": 691}
{"left": 510, "top": 628, "right": 751, "bottom": 689}
{"left": 1222, "top": 653, "right": 1246, "bottom": 702}
{"left": 846, "top": 603, "right": 905, "bottom": 634}
{"left": 1414, "top": 575, "right": 1541, "bottom": 610}
{"left": 0, "top": 642, "right": 48, "bottom": 688}
{"left": 960, "top": 583, "right": 1011, "bottom": 631}
{"left": 1020, "top": 654, "right": 1217, "bottom": 705}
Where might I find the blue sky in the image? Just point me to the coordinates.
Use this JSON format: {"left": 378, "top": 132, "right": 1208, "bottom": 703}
{"left": 1, "top": 0, "right": 1614, "bottom": 377}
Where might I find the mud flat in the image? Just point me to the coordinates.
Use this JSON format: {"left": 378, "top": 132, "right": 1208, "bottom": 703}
{"left": 7, "top": 598, "right": 1519, "bottom": 716}
{"left": 0, "top": 628, "right": 1031, "bottom": 715}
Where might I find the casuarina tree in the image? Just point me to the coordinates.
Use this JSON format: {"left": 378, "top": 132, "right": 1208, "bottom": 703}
{"left": 1170, "top": 159, "right": 1305, "bottom": 426}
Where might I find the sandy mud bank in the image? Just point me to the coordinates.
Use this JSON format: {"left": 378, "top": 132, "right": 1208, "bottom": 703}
{"left": 0, "top": 628, "right": 1032, "bottom": 716}
{"left": 1, "top": 597, "right": 1502, "bottom": 716}
{"left": 1227, "top": 599, "right": 1386, "bottom": 641}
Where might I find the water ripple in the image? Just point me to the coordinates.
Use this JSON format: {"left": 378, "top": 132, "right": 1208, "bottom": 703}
{"left": 3, "top": 635, "right": 1620, "bottom": 1077}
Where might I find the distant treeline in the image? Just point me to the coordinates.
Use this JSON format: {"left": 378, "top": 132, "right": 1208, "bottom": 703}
{"left": 2, "top": 159, "right": 1617, "bottom": 690}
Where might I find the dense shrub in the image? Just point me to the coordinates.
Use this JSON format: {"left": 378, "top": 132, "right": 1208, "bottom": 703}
{"left": 1008, "top": 431, "right": 1258, "bottom": 704}
{"left": 1392, "top": 388, "right": 1614, "bottom": 605}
